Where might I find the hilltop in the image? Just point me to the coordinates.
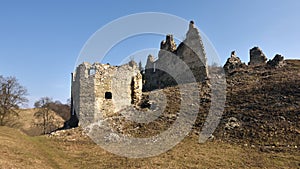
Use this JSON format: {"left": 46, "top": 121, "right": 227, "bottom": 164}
{"left": 98, "top": 59, "right": 299, "bottom": 151}
{"left": 0, "top": 57, "right": 299, "bottom": 168}
{"left": 215, "top": 59, "right": 300, "bottom": 149}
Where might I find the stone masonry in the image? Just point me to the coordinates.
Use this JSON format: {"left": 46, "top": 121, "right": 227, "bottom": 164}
{"left": 223, "top": 47, "right": 286, "bottom": 75}
{"left": 223, "top": 51, "right": 246, "bottom": 73}
{"left": 71, "top": 21, "right": 209, "bottom": 125}
{"left": 248, "top": 47, "right": 267, "bottom": 65}
{"left": 267, "top": 54, "right": 285, "bottom": 68}
{"left": 144, "top": 21, "right": 208, "bottom": 90}
{"left": 72, "top": 61, "right": 142, "bottom": 126}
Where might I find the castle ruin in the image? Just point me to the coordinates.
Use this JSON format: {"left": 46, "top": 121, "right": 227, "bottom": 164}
{"left": 71, "top": 21, "right": 209, "bottom": 125}
{"left": 224, "top": 47, "right": 286, "bottom": 74}
{"left": 71, "top": 61, "right": 142, "bottom": 125}
{"left": 144, "top": 21, "right": 208, "bottom": 90}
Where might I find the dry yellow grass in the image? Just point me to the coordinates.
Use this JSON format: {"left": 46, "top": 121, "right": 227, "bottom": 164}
{"left": 0, "top": 126, "right": 299, "bottom": 169}
{"left": 14, "top": 108, "right": 64, "bottom": 136}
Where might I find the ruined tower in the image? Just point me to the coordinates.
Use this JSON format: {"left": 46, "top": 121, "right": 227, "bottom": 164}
{"left": 72, "top": 61, "right": 142, "bottom": 126}
{"left": 72, "top": 21, "right": 209, "bottom": 125}
{"left": 176, "top": 21, "right": 208, "bottom": 82}
{"left": 144, "top": 21, "right": 208, "bottom": 91}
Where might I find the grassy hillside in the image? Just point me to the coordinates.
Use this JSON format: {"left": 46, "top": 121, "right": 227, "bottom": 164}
{"left": 15, "top": 108, "right": 65, "bottom": 136}
{"left": 109, "top": 60, "right": 299, "bottom": 150}
{"left": 0, "top": 127, "right": 299, "bottom": 169}
{"left": 215, "top": 60, "right": 300, "bottom": 147}
{"left": 0, "top": 127, "right": 65, "bottom": 168}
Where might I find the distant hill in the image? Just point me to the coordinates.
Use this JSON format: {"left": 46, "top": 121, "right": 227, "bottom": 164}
{"left": 15, "top": 108, "right": 65, "bottom": 136}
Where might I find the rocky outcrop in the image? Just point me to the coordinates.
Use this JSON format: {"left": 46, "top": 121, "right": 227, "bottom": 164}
{"left": 223, "top": 51, "right": 246, "bottom": 73}
{"left": 248, "top": 47, "right": 267, "bottom": 65}
{"left": 267, "top": 54, "right": 285, "bottom": 68}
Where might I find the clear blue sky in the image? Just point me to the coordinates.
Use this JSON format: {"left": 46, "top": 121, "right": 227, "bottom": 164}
{"left": 0, "top": 0, "right": 299, "bottom": 107}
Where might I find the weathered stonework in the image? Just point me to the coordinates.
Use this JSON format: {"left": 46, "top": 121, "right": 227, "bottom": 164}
{"left": 144, "top": 21, "right": 208, "bottom": 91}
{"left": 248, "top": 47, "right": 267, "bottom": 65}
{"left": 267, "top": 54, "right": 285, "bottom": 68}
{"left": 72, "top": 62, "right": 142, "bottom": 126}
{"left": 223, "top": 47, "right": 287, "bottom": 77}
{"left": 223, "top": 51, "right": 246, "bottom": 73}
{"left": 160, "top": 34, "right": 177, "bottom": 52}
{"left": 72, "top": 21, "right": 210, "bottom": 125}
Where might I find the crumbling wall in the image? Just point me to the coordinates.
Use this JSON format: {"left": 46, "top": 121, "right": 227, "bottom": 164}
{"left": 72, "top": 61, "right": 142, "bottom": 125}
{"left": 160, "top": 34, "right": 177, "bottom": 52}
{"left": 144, "top": 21, "right": 208, "bottom": 91}
{"left": 248, "top": 47, "right": 267, "bottom": 65}
{"left": 223, "top": 51, "right": 246, "bottom": 73}
{"left": 178, "top": 20, "right": 208, "bottom": 77}
{"left": 223, "top": 47, "right": 286, "bottom": 76}
{"left": 72, "top": 62, "right": 97, "bottom": 126}
{"left": 112, "top": 62, "right": 142, "bottom": 112}
{"left": 267, "top": 54, "right": 285, "bottom": 68}
{"left": 93, "top": 63, "right": 116, "bottom": 119}
{"left": 144, "top": 55, "right": 157, "bottom": 90}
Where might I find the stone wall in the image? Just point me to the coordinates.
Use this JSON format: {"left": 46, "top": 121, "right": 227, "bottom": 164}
{"left": 223, "top": 51, "right": 246, "bottom": 73}
{"left": 223, "top": 47, "right": 286, "bottom": 75}
{"left": 72, "top": 62, "right": 142, "bottom": 125}
{"left": 144, "top": 21, "right": 208, "bottom": 91}
{"left": 248, "top": 47, "right": 267, "bottom": 65}
{"left": 267, "top": 54, "right": 285, "bottom": 68}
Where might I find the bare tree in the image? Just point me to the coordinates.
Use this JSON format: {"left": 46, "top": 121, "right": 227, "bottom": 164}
{"left": 47, "top": 100, "right": 70, "bottom": 120}
{"left": 0, "top": 76, "right": 28, "bottom": 126}
{"left": 34, "top": 97, "right": 54, "bottom": 134}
